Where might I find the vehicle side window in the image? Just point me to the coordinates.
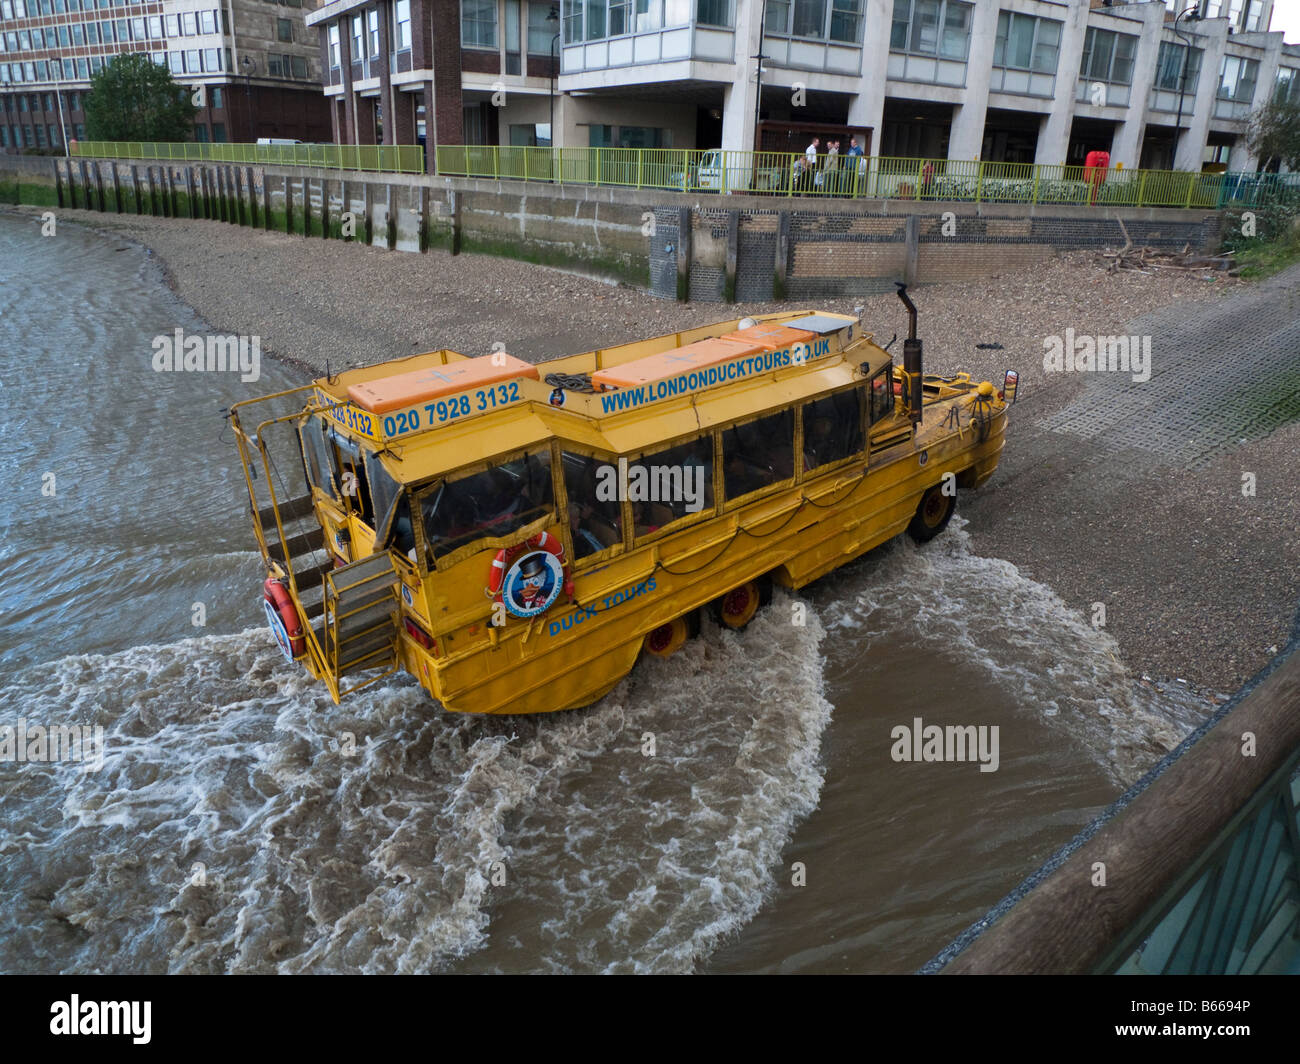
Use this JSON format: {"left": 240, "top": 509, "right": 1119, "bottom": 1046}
{"left": 562, "top": 451, "right": 624, "bottom": 561}
{"left": 869, "top": 362, "right": 894, "bottom": 424}
{"left": 723, "top": 408, "right": 795, "bottom": 502}
{"left": 420, "top": 449, "right": 554, "bottom": 560}
{"left": 802, "top": 388, "right": 865, "bottom": 471}
{"left": 329, "top": 429, "right": 374, "bottom": 525}
{"left": 300, "top": 417, "right": 340, "bottom": 498}
{"left": 630, "top": 436, "right": 714, "bottom": 539}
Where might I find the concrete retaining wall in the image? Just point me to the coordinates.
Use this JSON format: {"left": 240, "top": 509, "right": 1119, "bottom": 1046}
{"left": 11, "top": 155, "right": 1223, "bottom": 301}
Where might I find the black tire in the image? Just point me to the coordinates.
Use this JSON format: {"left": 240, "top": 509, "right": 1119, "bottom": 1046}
{"left": 907, "top": 484, "right": 956, "bottom": 543}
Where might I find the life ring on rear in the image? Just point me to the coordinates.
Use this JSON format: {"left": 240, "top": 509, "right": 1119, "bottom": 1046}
{"left": 485, "top": 532, "right": 574, "bottom": 618}
{"left": 263, "top": 577, "right": 305, "bottom": 660}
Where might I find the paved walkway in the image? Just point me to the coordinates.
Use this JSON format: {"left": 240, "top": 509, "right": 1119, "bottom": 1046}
{"left": 962, "top": 262, "right": 1300, "bottom": 692}
{"left": 1042, "top": 264, "right": 1300, "bottom": 468}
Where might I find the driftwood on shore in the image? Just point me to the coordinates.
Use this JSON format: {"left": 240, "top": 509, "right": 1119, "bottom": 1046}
{"left": 1098, "top": 217, "right": 1240, "bottom": 275}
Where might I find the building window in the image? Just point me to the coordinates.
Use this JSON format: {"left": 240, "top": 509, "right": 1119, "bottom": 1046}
{"left": 528, "top": 2, "right": 555, "bottom": 52}
{"left": 211, "top": 86, "right": 223, "bottom": 109}
{"left": 200, "top": 9, "right": 216, "bottom": 33}
{"left": 328, "top": 23, "right": 340, "bottom": 66}
{"left": 165, "top": 14, "right": 178, "bottom": 36}
{"left": 182, "top": 11, "right": 196, "bottom": 34}
{"left": 1079, "top": 27, "right": 1136, "bottom": 86}
{"left": 203, "top": 47, "right": 219, "bottom": 71}
{"left": 212, "top": 122, "right": 226, "bottom": 142}
{"left": 292, "top": 55, "right": 306, "bottom": 78}
{"left": 277, "top": 17, "right": 293, "bottom": 41}
{"left": 768, "top": 0, "right": 864, "bottom": 43}
{"left": 169, "top": 51, "right": 183, "bottom": 74}
{"left": 993, "top": 11, "right": 1060, "bottom": 74}
{"left": 195, "top": 123, "right": 209, "bottom": 142}
{"left": 1154, "top": 40, "right": 1201, "bottom": 92}
{"left": 394, "top": 0, "right": 411, "bottom": 48}
{"left": 352, "top": 15, "right": 363, "bottom": 61}
{"left": 1277, "top": 67, "right": 1300, "bottom": 105}
{"left": 889, "top": 0, "right": 970, "bottom": 59}
{"left": 462, "top": 0, "right": 498, "bottom": 47}
{"left": 1218, "top": 55, "right": 1258, "bottom": 102}
{"left": 368, "top": 8, "right": 380, "bottom": 57}
{"left": 696, "top": 0, "right": 727, "bottom": 28}
{"left": 584, "top": 0, "right": 605, "bottom": 40}
{"left": 562, "top": 0, "right": 581, "bottom": 43}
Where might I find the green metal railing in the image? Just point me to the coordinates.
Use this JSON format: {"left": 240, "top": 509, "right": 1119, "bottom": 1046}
{"left": 67, "top": 140, "right": 1300, "bottom": 209}
{"left": 437, "top": 145, "right": 1300, "bottom": 210}
{"left": 70, "top": 140, "right": 426, "bottom": 174}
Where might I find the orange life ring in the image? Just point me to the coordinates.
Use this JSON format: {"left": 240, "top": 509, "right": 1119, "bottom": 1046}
{"left": 486, "top": 531, "right": 574, "bottom": 603}
{"left": 263, "top": 577, "right": 305, "bottom": 658}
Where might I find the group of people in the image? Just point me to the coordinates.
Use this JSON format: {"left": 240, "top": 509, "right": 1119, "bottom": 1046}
{"left": 792, "top": 135, "right": 866, "bottom": 195}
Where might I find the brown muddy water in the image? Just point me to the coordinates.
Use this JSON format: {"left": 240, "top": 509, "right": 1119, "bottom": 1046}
{"left": 0, "top": 216, "right": 1213, "bottom": 973}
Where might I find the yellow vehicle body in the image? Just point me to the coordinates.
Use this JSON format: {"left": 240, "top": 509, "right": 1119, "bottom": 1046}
{"left": 229, "top": 306, "right": 1010, "bottom": 715}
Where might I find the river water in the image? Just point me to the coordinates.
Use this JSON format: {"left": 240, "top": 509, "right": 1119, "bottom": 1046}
{"left": 0, "top": 214, "right": 1212, "bottom": 973}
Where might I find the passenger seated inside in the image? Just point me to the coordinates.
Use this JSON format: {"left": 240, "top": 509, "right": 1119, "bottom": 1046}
{"left": 723, "top": 409, "right": 793, "bottom": 500}
{"left": 633, "top": 499, "right": 675, "bottom": 537}
{"left": 802, "top": 391, "right": 864, "bottom": 470}
{"left": 419, "top": 450, "right": 554, "bottom": 560}
{"left": 562, "top": 451, "right": 625, "bottom": 560}
{"left": 569, "top": 501, "right": 620, "bottom": 558}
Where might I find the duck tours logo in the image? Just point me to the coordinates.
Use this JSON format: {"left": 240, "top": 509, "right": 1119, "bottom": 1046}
{"left": 501, "top": 550, "right": 565, "bottom": 618}
{"left": 151, "top": 327, "right": 261, "bottom": 382}
{"left": 1043, "top": 328, "right": 1151, "bottom": 383}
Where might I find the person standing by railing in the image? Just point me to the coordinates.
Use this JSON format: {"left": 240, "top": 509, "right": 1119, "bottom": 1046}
{"left": 847, "top": 136, "right": 865, "bottom": 196}
{"left": 802, "top": 137, "right": 820, "bottom": 195}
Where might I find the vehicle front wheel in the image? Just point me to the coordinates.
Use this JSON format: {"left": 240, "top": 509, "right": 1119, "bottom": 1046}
{"left": 907, "top": 484, "right": 956, "bottom": 543}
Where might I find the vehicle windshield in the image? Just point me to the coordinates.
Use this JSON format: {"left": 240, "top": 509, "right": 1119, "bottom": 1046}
{"left": 419, "top": 450, "right": 554, "bottom": 560}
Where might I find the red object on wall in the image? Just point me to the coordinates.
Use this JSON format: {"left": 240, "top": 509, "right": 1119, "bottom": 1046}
{"left": 1083, "top": 150, "right": 1110, "bottom": 205}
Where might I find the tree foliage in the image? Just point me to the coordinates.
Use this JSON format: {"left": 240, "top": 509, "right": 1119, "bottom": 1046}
{"left": 83, "top": 53, "right": 198, "bottom": 142}
{"left": 1246, "top": 96, "right": 1300, "bottom": 173}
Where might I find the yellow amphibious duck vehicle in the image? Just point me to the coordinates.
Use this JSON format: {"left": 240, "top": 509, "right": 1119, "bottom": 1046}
{"left": 229, "top": 286, "right": 1015, "bottom": 714}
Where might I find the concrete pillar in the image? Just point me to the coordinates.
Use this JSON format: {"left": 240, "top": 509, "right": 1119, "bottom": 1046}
{"left": 949, "top": 0, "right": 1000, "bottom": 161}
{"left": 95, "top": 163, "right": 107, "bottom": 212}
{"left": 246, "top": 166, "right": 257, "bottom": 226}
{"left": 1110, "top": 5, "right": 1166, "bottom": 170}
{"left": 321, "top": 177, "right": 330, "bottom": 238}
{"left": 364, "top": 181, "right": 375, "bottom": 244}
{"left": 1035, "top": 1, "right": 1091, "bottom": 166}
{"left": 723, "top": 210, "right": 738, "bottom": 302}
{"left": 284, "top": 175, "right": 293, "bottom": 233}
{"left": 847, "top": 0, "right": 892, "bottom": 157}
{"left": 720, "top": 0, "right": 761, "bottom": 153}
{"left": 131, "top": 165, "right": 143, "bottom": 214}
{"left": 675, "top": 205, "right": 690, "bottom": 301}
{"left": 263, "top": 173, "right": 272, "bottom": 230}
{"left": 1175, "top": 20, "right": 1229, "bottom": 171}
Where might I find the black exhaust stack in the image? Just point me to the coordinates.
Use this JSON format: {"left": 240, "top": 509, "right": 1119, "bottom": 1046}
{"left": 895, "top": 282, "right": 923, "bottom": 428}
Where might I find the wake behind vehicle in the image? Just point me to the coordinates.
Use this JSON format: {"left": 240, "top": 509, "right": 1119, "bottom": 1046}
{"left": 228, "top": 288, "right": 1014, "bottom": 714}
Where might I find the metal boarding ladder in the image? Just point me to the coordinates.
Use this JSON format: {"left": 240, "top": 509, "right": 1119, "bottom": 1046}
{"left": 319, "top": 552, "right": 402, "bottom": 693}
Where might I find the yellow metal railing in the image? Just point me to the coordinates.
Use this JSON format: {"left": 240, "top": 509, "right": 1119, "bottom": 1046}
{"left": 71, "top": 140, "right": 426, "bottom": 174}
{"left": 437, "top": 146, "right": 1299, "bottom": 209}
{"left": 69, "top": 141, "right": 1298, "bottom": 208}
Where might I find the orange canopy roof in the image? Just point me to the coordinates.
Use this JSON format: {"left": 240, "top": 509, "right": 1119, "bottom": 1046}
{"left": 591, "top": 337, "right": 764, "bottom": 389}
{"left": 721, "top": 323, "right": 817, "bottom": 351}
{"left": 347, "top": 354, "right": 539, "bottom": 413}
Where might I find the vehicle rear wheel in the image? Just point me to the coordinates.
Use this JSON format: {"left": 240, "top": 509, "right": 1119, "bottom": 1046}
{"left": 711, "top": 577, "right": 771, "bottom": 630}
{"left": 907, "top": 483, "right": 956, "bottom": 543}
{"left": 644, "top": 616, "right": 691, "bottom": 659}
